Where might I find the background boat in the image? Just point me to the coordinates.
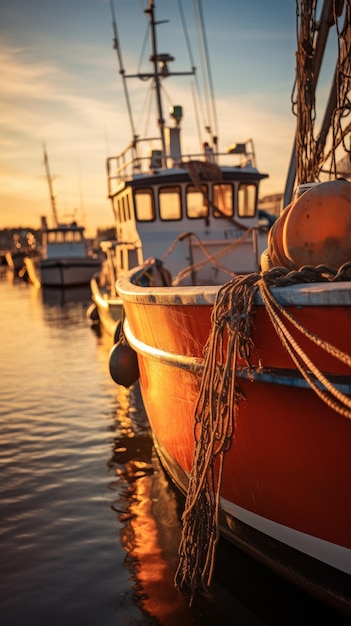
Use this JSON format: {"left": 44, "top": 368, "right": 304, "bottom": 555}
{"left": 25, "top": 145, "right": 101, "bottom": 288}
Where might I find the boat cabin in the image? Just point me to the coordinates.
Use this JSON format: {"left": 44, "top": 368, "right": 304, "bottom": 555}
{"left": 41, "top": 222, "right": 87, "bottom": 260}
{"left": 106, "top": 137, "right": 268, "bottom": 282}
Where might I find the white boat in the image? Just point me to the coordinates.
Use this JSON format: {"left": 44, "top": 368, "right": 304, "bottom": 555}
{"left": 25, "top": 218, "right": 101, "bottom": 288}
{"left": 88, "top": 0, "right": 271, "bottom": 341}
{"left": 25, "top": 145, "right": 101, "bottom": 288}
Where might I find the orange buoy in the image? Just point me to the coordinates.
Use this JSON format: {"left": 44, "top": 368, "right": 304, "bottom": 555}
{"left": 267, "top": 202, "right": 296, "bottom": 269}
{"left": 283, "top": 179, "right": 351, "bottom": 269}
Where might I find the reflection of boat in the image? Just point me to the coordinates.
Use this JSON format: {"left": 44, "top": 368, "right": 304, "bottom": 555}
{"left": 5, "top": 241, "right": 37, "bottom": 280}
{"left": 41, "top": 285, "right": 92, "bottom": 306}
{"left": 109, "top": 389, "right": 349, "bottom": 626}
{"left": 25, "top": 144, "right": 101, "bottom": 288}
{"left": 88, "top": 0, "right": 270, "bottom": 340}
{"left": 39, "top": 286, "right": 92, "bottom": 328}
{"left": 5, "top": 249, "right": 26, "bottom": 275}
{"left": 112, "top": 1, "right": 351, "bottom": 617}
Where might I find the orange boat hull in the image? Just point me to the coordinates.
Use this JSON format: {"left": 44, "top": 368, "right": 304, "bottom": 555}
{"left": 118, "top": 278, "right": 351, "bottom": 615}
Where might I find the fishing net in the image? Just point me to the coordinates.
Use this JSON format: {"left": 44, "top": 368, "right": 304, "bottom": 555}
{"left": 293, "top": 0, "right": 351, "bottom": 184}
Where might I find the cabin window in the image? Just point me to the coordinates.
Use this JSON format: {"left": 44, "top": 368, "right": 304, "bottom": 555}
{"left": 213, "top": 184, "right": 233, "bottom": 217}
{"left": 159, "top": 186, "right": 182, "bottom": 220}
{"left": 238, "top": 183, "right": 257, "bottom": 217}
{"left": 122, "top": 196, "right": 127, "bottom": 221}
{"left": 134, "top": 189, "right": 155, "bottom": 221}
{"left": 186, "top": 184, "right": 208, "bottom": 219}
{"left": 48, "top": 231, "right": 63, "bottom": 243}
{"left": 124, "top": 194, "right": 131, "bottom": 220}
{"left": 119, "top": 199, "right": 124, "bottom": 222}
{"left": 116, "top": 197, "right": 127, "bottom": 222}
{"left": 112, "top": 196, "right": 120, "bottom": 222}
{"left": 65, "top": 230, "right": 82, "bottom": 243}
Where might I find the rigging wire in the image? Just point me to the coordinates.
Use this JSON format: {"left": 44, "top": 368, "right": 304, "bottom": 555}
{"left": 193, "top": 0, "right": 212, "bottom": 140}
{"left": 193, "top": 0, "right": 219, "bottom": 147}
{"left": 110, "top": 0, "right": 218, "bottom": 155}
{"left": 137, "top": 12, "right": 150, "bottom": 76}
{"left": 177, "top": 0, "right": 205, "bottom": 150}
{"left": 142, "top": 82, "right": 155, "bottom": 140}
{"left": 191, "top": 82, "right": 204, "bottom": 151}
{"left": 109, "top": 0, "right": 137, "bottom": 141}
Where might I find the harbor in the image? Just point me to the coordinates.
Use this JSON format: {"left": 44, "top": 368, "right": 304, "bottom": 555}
{"left": 2, "top": 0, "right": 351, "bottom": 622}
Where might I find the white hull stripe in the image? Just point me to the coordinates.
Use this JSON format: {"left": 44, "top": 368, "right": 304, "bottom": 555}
{"left": 221, "top": 497, "right": 351, "bottom": 575}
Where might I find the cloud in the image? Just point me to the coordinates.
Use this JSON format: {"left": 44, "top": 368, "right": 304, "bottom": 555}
{"left": 0, "top": 35, "right": 293, "bottom": 234}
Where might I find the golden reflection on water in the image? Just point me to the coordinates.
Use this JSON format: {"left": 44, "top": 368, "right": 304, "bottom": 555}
{"left": 109, "top": 393, "right": 195, "bottom": 625}
{"left": 119, "top": 457, "right": 194, "bottom": 625}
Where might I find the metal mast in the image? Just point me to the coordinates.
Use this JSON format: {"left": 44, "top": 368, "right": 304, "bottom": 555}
{"left": 145, "top": 0, "right": 167, "bottom": 165}
{"left": 42, "top": 142, "right": 59, "bottom": 228}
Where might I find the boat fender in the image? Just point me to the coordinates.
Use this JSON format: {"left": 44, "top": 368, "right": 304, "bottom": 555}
{"left": 86, "top": 303, "right": 100, "bottom": 325}
{"left": 109, "top": 339, "right": 139, "bottom": 388}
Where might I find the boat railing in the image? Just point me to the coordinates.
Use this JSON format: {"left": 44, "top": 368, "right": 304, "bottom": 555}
{"left": 107, "top": 138, "right": 257, "bottom": 195}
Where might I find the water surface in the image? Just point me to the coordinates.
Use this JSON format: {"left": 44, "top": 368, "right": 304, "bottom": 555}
{"left": 0, "top": 270, "right": 349, "bottom": 625}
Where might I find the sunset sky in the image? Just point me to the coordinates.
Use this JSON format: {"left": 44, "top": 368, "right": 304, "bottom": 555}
{"left": 1, "top": 1, "right": 333, "bottom": 237}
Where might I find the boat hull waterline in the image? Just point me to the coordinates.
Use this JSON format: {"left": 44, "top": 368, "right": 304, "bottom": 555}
{"left": 117, "top": 272, "right": 351, "bottom": 616}
{"left": 25, "top": 255, "right": 101, "bottom": 288}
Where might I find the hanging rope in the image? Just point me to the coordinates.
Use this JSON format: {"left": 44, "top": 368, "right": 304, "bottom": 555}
{"left": 174, "top": 272, "right": 258, "bottom": 604}
{"left": 293, "top": 0, "right": 320, "bottom": 184}
{"left": 164, "top": 230, "right": 254, "bottom": 285}
{"left": 293, "top": 0, "right": 351, "bottom": 185}
{"left": 175, "top": 263, "right": 351, "bottom": 604}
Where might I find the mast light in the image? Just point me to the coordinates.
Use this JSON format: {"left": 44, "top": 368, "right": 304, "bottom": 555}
{"left": 170, "top": 105, "right": 183, "bottom": 125}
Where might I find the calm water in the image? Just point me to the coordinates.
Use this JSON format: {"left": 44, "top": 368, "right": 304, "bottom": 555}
{"left": 0, "top": 269, "right": 349, "bottom": 626}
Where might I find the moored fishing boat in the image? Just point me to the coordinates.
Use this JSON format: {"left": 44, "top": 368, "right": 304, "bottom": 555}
{"left": 111, "top": 0, "right": 351, "bottom": 617}
{"left": 24, "top": 217, "right": 101, "bottom": 288}
{"left": 88, "top": 0, "right": 271, "bottom": 340}
{"left": 25, "top": 145, "right": 101, "bottom": 288}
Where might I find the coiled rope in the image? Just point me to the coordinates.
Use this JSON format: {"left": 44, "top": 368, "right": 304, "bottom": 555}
{"left": 175, "top": 263, "right": 351, "bottom": 604}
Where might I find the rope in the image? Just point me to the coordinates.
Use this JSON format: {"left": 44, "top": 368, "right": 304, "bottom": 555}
{"left": 173, "top": 230, "right": 254, "bottom": 285}
{"left": 161, "top": 229, "right": 256, "bottom": 286}
{"left": 258, "top": 276, "right": 351, "bottom": 418}
{"left": 175, "top": 263, "right": 351, "bottom": 604}
{"left": 175, "top": 273, "right": 258, "bottom": 604}
{"left": 293, "top": 0, "right": 351, "bottom": 185}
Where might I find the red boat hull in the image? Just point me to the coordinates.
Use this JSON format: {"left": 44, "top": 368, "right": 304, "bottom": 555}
{"left": 118, "top": 278, "right": 351, "bottom": 615}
